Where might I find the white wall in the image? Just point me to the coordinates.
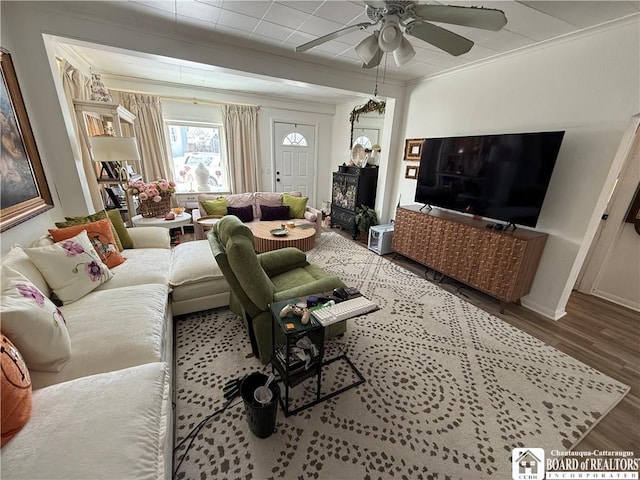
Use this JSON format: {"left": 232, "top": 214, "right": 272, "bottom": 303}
{"left": 393, "top": 19, "right": 640, "bottom": 319}
{"left": 594, "top": 224, "right": 640, "bottom": 309}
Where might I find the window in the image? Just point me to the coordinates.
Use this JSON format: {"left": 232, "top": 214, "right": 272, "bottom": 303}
{"left": 353, "top": 135, "right": 372, "bottom": 149}
{"left": 282, "top": 132, "right": 308, "bottom": 147}
{"left": 167, "top": 123, "right": 229, "bottom": 193}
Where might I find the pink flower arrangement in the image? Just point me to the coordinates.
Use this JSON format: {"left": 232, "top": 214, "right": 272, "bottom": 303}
{"left": 127, "top": 179, "right": 176, "bottom": 203}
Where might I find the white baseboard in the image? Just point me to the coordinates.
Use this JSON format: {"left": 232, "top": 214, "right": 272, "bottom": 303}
{"left": 591, "top": 290, "right": 640, "bottom": 312}
{"left": 520, "top": 298, "right": 567, "bottom": 320}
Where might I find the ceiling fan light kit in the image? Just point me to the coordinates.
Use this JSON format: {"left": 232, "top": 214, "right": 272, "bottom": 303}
{"left": 378, "top": 16, "right": 403, "bottom": 52}
{"left": 296, "top": 1, "right": 507, "bottom": 69}
{"left": 393, "top": 37, "right": 415, "bottom": 67}
{"left": 355, "top": 31, "right": 380, "bottom": 65}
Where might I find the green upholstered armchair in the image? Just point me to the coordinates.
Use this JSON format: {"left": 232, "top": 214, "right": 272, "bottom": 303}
{"left": 208, "top": 215, "right": 346, "bottom": 364}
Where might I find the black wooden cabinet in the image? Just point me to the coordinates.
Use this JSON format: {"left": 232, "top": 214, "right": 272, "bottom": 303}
{"left": 330, "top": 166, "right": 378, "bottom": 238}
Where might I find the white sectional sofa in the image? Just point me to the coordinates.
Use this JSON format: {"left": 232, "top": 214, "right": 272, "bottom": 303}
{"left": 1, "top": 225, "right": 228, "bottom": 479}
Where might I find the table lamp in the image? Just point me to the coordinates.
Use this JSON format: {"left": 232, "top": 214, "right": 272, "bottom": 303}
{"left": 89, "top": 136, "right": 141, "bottom": 226}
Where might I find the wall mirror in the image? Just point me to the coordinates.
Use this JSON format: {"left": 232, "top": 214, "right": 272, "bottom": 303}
{"left": 350, "top": 99, "right": 386, "bottom": 151}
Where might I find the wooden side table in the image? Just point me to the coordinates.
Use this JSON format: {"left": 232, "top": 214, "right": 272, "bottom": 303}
{"left": 196, "top": 216, "right": 221, "bottom": 239}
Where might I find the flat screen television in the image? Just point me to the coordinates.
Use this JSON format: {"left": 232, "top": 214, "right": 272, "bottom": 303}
{"left": 414, "top": 131, "right": 565, "bottom": 227}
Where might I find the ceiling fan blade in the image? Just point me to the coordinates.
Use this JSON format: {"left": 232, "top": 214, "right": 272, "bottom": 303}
{"left": 363, "top": 0, "right": 387, "bottom": 9}
{"left": 411, "top": 5, "right": 507, "bottom": 31}
{"left": 296, "top": 22, "right": 376, "bottom": 52}
{"left": 405, "top": 21, "right": 474, "bottom": 56}
{"left": 362, "top": 47, "right": 384, "bottom": 69}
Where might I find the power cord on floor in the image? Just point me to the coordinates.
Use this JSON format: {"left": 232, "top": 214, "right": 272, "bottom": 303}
{"left": 172, "top": 375, "right": 246, "bottom": 478}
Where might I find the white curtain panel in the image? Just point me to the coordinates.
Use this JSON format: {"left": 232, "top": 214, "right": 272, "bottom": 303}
{"left": 222, "top": 104, "right": 260, "bottom": 193}
{"left": 116, "top": 92, "right": 172, "bottom": 184}
{"left": 59, "top": 60, "right": 103, "bottom": 210}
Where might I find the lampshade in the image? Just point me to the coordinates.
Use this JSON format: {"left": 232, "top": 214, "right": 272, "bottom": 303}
{"left": 355, "top": 31, "right": 380, "bottom": 65}
{"left": 89, "top": 136, "right": 140, "bottom": 162}
{"left": 393, "top": 37, "right": 415, "bottom": 66}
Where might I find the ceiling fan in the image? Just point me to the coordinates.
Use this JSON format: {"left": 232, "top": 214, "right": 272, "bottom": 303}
{"left": 296, "top": 1, "right": 507, "bottom": 69}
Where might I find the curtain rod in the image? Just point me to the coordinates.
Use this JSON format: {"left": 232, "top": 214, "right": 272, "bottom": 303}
{"left": 126, "top": 90, "right": 259, "bottom": 108}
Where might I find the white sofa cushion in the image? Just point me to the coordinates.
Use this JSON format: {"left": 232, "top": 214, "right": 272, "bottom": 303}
{"left": 1, "top": 362, "right": 170, "bottom": 480}
{"left": 0, "top": 266, "right": 71, "bottom": 372}
{"left": 95, "top": 248, "right": 171, "bottom": 291}
{"left": 30, "top": 284, "right": 169, "bottom": 389}
{"left": 24, "top": 231, "right": 113, "bottom": 304}
{"left": 127, "top": 226, "right": 171, "bottom": 249}
{"left": 170, "top": 240, "right": 222, "bottom": 286}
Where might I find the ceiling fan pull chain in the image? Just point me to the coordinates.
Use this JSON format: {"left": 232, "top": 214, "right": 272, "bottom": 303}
{"left": 374, "top": 61, "right": 380, "bottom": 97}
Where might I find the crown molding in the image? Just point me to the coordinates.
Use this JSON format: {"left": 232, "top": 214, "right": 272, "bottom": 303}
{"left": 406, "top": 13, "right": 640, "bottom": 87}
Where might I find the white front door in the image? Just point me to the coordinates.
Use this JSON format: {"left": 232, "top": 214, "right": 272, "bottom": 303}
{"left": 274, "top": 122, "right": 315, "bottom": 201}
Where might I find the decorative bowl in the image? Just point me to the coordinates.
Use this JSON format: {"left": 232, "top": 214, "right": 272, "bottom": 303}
{"left": 172, "top": 207, "right": 185, "bottom": 216}
{"left": 270, "top": 228, "right": 288, "bottom": 237}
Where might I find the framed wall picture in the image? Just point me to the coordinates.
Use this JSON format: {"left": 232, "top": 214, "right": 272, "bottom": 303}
{"left": 404, "top": 138, "right": 424, "bottom": 161}
{"left": 1, "top": 48, "right": 53, "bottom": 232}
{"left": 405, "top": 165, "right": 419, "bottom": 179}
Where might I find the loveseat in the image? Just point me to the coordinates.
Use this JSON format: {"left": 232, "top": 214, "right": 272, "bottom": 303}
{"left": 192, "top": 191, "right": 323, "bottom": 241}
{"left": 1, "top": 222, "right": 183, "bottom": 479}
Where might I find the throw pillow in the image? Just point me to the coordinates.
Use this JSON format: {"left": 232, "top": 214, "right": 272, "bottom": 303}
{"left": 227, "top": 205, "right": 254, "bottom": 223}
{"left": 1, "top": 334, "right": 32, "bottom": 447}
{"left": 282, "top": 193, "right": 308, "bottom": 219}
{"left": 48, "top": 218, "right": 126, "bottom": 269}
{"left": 57, "top": 209, "right": 124, "bottom": 252}
{"left": 0, "top": 266, "right": 71, "bottom": 372}
{"left": 1, "top": 246, "right": 52, "bottom": 298}
{"left": 202, "top": 197, "right": 228, "bottom": 217}
{"left": 260, "top": 205, "right": 290, "bottom": 221}
{"left": 25, "top": 230, "right": 113, "bottom": 304}
{"left": 106, "top": 209, "right": 133, "bottom": 250}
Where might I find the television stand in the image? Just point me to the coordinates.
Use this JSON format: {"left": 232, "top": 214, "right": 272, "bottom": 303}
{"left": 392, "top": 205, "right": 548, "bottom": 313}
{"left": 419, "top": 204, "right": 433, "bottom": 211}
{"left": 506, "top": 222, "right": 517, "bottom": 231}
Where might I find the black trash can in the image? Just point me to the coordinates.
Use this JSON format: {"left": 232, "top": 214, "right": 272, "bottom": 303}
{"left": 240, "top": 372, "right": 279, "bottom": 438}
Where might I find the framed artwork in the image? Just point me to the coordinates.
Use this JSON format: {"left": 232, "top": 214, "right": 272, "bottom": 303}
{"left": 405, "top": 165, "right": 419, "bottom": 180}
{"left": 404, "top": 138, "right": 424, "bottom": 161}
{"left": 1, "top": 48, "right": 53, "bottom": 232}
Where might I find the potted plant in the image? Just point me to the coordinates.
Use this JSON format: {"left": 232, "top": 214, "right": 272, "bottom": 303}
{"left": 354, "top": 205, "right": 378, "bottom": 242}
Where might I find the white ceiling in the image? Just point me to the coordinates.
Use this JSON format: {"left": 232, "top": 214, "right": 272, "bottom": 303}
{"left": 53, "top": 0, "right": 640, "bottom": 104}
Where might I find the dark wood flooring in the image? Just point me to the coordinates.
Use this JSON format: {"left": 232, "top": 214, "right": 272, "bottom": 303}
{"left": 180, "top": 223, "right": 639, "bottom": 452}
{"left": 330, "top": 227, "right": 639, "bottom": 453}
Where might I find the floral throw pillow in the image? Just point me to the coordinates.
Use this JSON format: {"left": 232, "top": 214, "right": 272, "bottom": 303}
{"left": 24, "top": 230, "right": 113, "bottom": 304}
{"left": 48, "top": 218, "right": 126, "bottom": 269}
{"left": 0, "top": 266, "right": 71, "bottom": 372}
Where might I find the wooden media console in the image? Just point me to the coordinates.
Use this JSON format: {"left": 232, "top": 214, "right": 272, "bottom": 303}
{"left": 392, "top": 205, "right": 548, "bottom": 312}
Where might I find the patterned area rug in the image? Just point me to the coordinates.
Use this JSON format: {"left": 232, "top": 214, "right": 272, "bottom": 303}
{"left": 174, "top": 231, "right": 629, "bottom": 479}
